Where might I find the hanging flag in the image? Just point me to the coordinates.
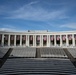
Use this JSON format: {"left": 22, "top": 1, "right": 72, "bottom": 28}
{"left": 37, "top": 36, "right": 40, "bottom": 40}
{"left": 56, "top": 35, "right": 60, "bottom": 41}
{"left": 50, "top": 35, "right": 54, "bottom": 41}
{"left": 43, "top": 36, "right": 47, "bottom": 41}
{"left": 5, "top": 35, "right": 8, "bottom": 40}
{"left": 62, "top": 35, "right": 66, "bottom": 41}
{"left": 22, "top": 35, "right": 26, "bottom": 40}
{"left": 17, "top": 35, "right": 20, "bottom": 40}
{"left": 68, "top": 35, "right": 72, "bottom": 40}
{"left": 74, "top": 34, "right": 76, "bottom": 40}
{"left": 11, "top": 35, "right": 14, "bottom": 40}
{"left": 30, "top": 36, "right": 33, "bottom": 40}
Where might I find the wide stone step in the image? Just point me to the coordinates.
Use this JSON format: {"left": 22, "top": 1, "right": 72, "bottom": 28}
{"left": 0, "top": 69, "right": 76, "bottom": 73}
{"left": 0, "top": 58, "right": 76, "bottom": 75}
{"left": 0, "top": 71, "right": 76, "bottom": 75}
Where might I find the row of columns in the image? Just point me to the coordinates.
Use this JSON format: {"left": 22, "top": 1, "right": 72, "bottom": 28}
{"left": 0, "top": 34, "right": 76, "bottom": 47}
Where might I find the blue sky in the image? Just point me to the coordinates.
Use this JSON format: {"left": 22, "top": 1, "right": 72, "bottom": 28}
{"left": 0, "top": 0, "right": 76, "bottom": 31}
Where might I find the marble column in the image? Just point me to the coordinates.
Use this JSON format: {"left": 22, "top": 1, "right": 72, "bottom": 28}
{"left": 47, "top": 35, "right": 50, "bottom": 47}
{"left": 49, "top": 35, "right": 50, "bottom": 47}
{"left": 26, "top": 35, "right": 29, "bottom": 47}
{"left": 14, "top": 35, "right": 16, "bottom": 46}
{"left": 72, "top": 34, "right": 75, "bottom": 47}
{"left": 28, "top": 35, "right": 29, "bottom": 47}
{"left": 40, "top": 35, "right": 41, "bottom": 47}
{"left": 34, "top": 35, "right": 36, "bottom": 47}
{"left": 2, "top": 34, "right": 4, "bottom": 46}
{"left": 33, "top": 35, "right": 34, "bottom": 47}
{"left": 42, "top": 35, "right": 43, "bottom": 47}
{"left": 66, "top": 34, "right": 69, "bottom": 47}
{"left": 20, "top": 35, "right": 22, "bottom": 46}
{"left": 54, "top": 35, "right": 56, "bottom": 46}
{"left": 60, "top": 35, "right": 62, "bottom": 47}
{"left": 8, "top": 35, "right": 10, "bottom": 46}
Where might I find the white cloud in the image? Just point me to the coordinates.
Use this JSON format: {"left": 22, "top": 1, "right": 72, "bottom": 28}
{"left": 27, "top": 1, "right": 39, "bottom": 6}
{"left": 2, "top": 24, "right": 16, "bottom": 29}
{"left": 0, "top": 28, "right": 16, "bottom": 31}
{"left": 60, "top": 23, "right": 76, "bottom": 29}
{"left": 0, "top": 27, "right": 28, "bottom": 32}
{"left": 0, "top": 24, "right": 18, "bottom": 32}
{"left": 5, "top": 1, "right": 68, "bottom": 21}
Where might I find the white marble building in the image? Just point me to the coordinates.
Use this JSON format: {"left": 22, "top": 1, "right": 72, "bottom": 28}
{"left": 0, "top": 30, "right": 76, "bottom": 47}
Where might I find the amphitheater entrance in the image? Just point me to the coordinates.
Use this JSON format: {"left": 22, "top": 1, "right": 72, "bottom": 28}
{"left": 16, "top": 35, "right": 20, "bottom": 46}
{"left": 0, "top": 34, "right": 2, "bottom": 46}
{"left": 62, "top": 35, "right": 66, "bottom": 46}
{"left": 69, "top": 40, "right": 72, "bottom": 46}
{"left": 68, "top": 35, "right": 72, "bottom": 46}
{"left": 4, "top": 35, "right": 8, "bottom": 46}
{"left": 74, "top": 34, "right": 76, "bottom": 46}
{"left": 29, "top": 35, "right": 33, "bottom": 46}
{"left": 22, "top": 35, "right": 26, "bottom": 46}
{"left": 62, "top": 40, "right": 66, "bottom": 46}
{"left": 43, "top": 35, "right": 47, "bottom": 46}
{"left": 75, "top": 40, "right": 76, "bottom": 46}
{"left": 36, "top": 35, "right": 40, "bottom": 46}
{"left": 50, "top": 35, "right": 54, "bottom": 46}
{"left": 10, "top": 35, "right": 14, "bottom": 46}
{"left": 56, "top": 40, "right": 60, "bottom": 46}
{"left": 56, "top": 35, "right": 60, "bottom": 46}
{"left": 50, "top": 40, "right": 54, "bottom": 46}
{"left": 0, "top": 39, "right": 1, "bottom": 46}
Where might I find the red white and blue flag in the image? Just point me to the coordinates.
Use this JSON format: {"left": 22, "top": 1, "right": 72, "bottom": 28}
{"left": 62, "top": 35, "right": 66, "bottom": 41}
{"left": 17, "top": 35, "right": 20, "bottom": 40}
{"left": 56, "top": 35, "right": 60, "bottom": 41}
{"left": 43, "top": 36, "right": 47, "bottom": 41}
{"left": 68, "top": 35, "right": 72, "bottom": 40}
{"left": 50, "top": 35, "right": 54, "bottom": 41}
{"left": 11, "top": 35, "right": 14, "bottom": 40}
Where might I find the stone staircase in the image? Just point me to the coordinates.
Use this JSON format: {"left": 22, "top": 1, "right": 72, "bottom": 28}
{"left": 0, "top": 58, "right": 76, "bottom": 75}
{"left": 0, "top": 47, "right": 76, "bottom": 75}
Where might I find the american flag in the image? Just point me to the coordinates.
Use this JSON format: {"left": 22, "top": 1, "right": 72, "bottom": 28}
{"left": 37, "top": 36, "right": 40, "bottom": 40}
{"left": 68, "top": 35, "right": 72, "bottom": 40}
{"left": 22, "top": 36, "right": 26, "bottom": 40}
{"left": 74, "top": 35, "right": 76, "bottom": 40}
{"left": 4, "top": 35, "right": 8, "bottom": 40}
{"left": 30, "top": 36, "right": 33, "bottom": 40}
{"left": 50, "top": 35, "right": 54, "bottom": 41}
{"left": 56, "top": 35, "right": 60, "bottom": 41}
{"left": 16, "top": 35, "right": 20, "bottom": 40}
{"left": 43, "top": 36, "right": 47, "bottom": 41}
{"left": 11, "top": 35, "right": 14, "bottom": 40}
{"left": 62, "top": 35, "right": 66, "bottom": 41}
